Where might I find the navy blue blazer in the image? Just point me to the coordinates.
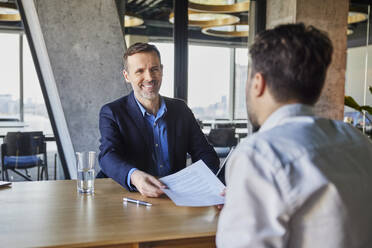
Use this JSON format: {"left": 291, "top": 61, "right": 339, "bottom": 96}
{"left": 98, "top": 91, "right": 220, "bottom": 190}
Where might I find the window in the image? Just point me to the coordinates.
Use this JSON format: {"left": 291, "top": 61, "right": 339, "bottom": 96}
{"left": 0, "top": 33, "right": 20, "bottom": 121}
{"left": 345, "top": 3, "right": 372, "bottom": 131}
{"left": 188, "top": 45, "right": 231, "bottom": 120}
{"left": 23, "top": 35, "right": 53, "bottom": 135}
{"left": 152, "top": 42, "right": 174, "bottom": 98}
{"left": 0, "top": 31, "right": 60, "bottom": 180}
{"left": 234, "top": 48, "right": 248, "bottom": 119}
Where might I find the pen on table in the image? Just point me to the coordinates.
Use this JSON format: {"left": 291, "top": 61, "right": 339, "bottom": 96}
{"left": 123, "top": 197, "right": 152, "bottom": 206}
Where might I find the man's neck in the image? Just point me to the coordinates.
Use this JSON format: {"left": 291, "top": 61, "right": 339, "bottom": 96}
{"left": 258, "top": 99, "right": 299, "bottom": 126}
{"left": 136, "top": 94, "right": 160, "bottom": 116}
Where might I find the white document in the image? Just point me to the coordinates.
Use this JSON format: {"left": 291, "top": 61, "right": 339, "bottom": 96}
{"left": 160, "top": 160, "right": 225, "bottom": 207}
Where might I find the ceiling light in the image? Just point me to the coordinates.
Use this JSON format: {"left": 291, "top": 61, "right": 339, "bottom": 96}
{"left": 169, "top": 10, "right": 239, "bottom": 27}
{"left": 124, "top": 13, "right": 144, "bottom": 27}
{"left": 189, "top": 0, "right": 250, "bottom": 13}
{"left": 0, "top": 3, "right": 21, "bottom": 22}
{"left": 348, "top": 11, "right": 368, "bottom": 24}
{"left": 202, "top": 22, "right": 248, "bottom": 37}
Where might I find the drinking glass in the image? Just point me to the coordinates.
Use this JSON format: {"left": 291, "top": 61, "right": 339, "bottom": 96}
{"left": 76, "top": 151, "right": 95, "bottom": 194}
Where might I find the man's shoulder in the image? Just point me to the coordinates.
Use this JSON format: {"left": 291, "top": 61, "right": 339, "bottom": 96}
{"left": 242, "top": 117, "right": 368, "bottom": 163}
{"left": 163, "top": 96, "right": 188, "bottom": 111}
{"left": 237, "top": 120, "right": 317, "bottom": 167}
{"left": 163, "top": 96, "right": 187, "bottom": 105}
{"left": 101, "top": 94, "right": 131, "bottom": 112}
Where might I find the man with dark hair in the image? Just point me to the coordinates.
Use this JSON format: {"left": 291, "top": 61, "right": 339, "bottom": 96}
{"left": 217, "top": 23, "right": 372, "bottom": 247}
{"left": 98, "top": 42, "right": 219, "bottom": 197}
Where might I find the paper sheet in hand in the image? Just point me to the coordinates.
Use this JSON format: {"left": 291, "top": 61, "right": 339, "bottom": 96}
{"left": 160, "top": 160, "right": 225, "bottom": 206}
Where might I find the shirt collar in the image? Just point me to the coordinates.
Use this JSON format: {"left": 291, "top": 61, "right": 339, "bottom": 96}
{"left": 134, "top": 95, "right": 167, "bottom": 118}
{"left": 259, "top": 103, "right": 314, "bottom": 132}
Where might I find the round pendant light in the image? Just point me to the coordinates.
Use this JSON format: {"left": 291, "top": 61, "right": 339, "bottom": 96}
{"left": 202, "top": 22, "right": 248, "bottom": 37}
{"left": 189, "top": 0, "right": 250, "bottom": 13}
{"left": 0, "top": 3, "right": 21, "bottom": 22}
{"left": 169, "top": 10, "right": 239, "bottom": 27}
{"left": 348, "top": 11, "right": 368, "bottom": 24}
{"left": 124, "top": 13, "right": 144, "bottom": 27}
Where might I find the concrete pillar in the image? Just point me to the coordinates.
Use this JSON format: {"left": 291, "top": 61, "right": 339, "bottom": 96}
{"left": 34, "top": 0, "right": 131, "bottom": 170}
{"left": 266, "top": 0, "right": 349, "bottom": 120}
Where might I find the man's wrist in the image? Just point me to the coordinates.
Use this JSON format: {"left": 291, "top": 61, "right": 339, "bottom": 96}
{"left": 127, "top": 168, "right": 138, "bottom": 191}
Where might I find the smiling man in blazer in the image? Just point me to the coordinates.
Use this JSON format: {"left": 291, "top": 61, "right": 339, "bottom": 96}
{"left": 98, "top": 42, "right": 219, "bottom": 197}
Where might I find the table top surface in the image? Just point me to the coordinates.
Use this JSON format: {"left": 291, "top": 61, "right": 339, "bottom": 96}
{"left": 0, "top": 179, "right": 219, "bottom": 248}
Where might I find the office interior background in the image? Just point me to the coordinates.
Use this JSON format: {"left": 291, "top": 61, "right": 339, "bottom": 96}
{"left": 0, "top": 0, "right": 371, "bottom": 181}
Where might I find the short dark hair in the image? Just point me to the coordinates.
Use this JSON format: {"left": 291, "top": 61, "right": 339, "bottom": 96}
{"left": 123, "top": 42, "right": 161, "bottom": 71}
{"left": 249, "top": 23, "right": 333, "bottom": 105}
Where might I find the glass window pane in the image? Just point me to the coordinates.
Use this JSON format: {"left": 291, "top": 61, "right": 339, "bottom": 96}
{"left": 0, "top": 33, "right": 20, "bottom": 120}
{"left": 152, "top": 42, "right": 174, "bottom": 98}
{"left": 234, "top": 48, "right": 248, "bottom": 119}
{"left": 345, "top": 3, "right": 371, "bottom": 131}
{"left": 188, "top": 45, "right": 230, "bottom": 120}
{"left": 23, "top": 35, "right": 53, "bottom": 135}
{"left": 125, "top": 1, "right": 174, "bottom": 98}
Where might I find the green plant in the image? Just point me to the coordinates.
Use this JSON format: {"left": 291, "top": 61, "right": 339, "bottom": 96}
{"left": 344, "top": 86, "right": 372, "bottom": 123}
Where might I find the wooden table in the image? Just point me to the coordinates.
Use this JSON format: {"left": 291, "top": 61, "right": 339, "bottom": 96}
{"left": 0, "top": 179, "right": 219, "bottom": 248}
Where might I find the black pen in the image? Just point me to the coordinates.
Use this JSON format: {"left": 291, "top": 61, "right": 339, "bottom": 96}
{"left": 123, "top": 197, "right": 152, "bottom": 206}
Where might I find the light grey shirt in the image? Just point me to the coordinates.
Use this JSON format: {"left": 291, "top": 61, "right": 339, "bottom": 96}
{"left": 217, "top": 104, "right": 372, "bottom": 248}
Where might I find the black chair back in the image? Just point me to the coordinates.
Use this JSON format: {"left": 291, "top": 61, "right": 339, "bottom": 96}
{"left": 3, "top": 132, "right": 45, "bottom": 156}
{"left": 207, "top": 128, "right": 237, "bottom": 147}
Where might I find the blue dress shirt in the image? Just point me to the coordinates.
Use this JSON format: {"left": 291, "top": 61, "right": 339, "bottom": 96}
{"left": 127, "top": 96, "right": 170, "bottom": 189}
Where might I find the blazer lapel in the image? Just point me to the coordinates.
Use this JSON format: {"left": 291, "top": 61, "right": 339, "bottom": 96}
{"left": 125, "top": 92, "right": 151, "bottom": 149}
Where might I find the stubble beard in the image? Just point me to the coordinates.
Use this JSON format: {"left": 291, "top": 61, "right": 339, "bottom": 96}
{"left": 140, "top": 80, "right": 160, "bottom": 100}
{"left": 141, "top": 91, "right": 158, "bottom": 100}
{"left": 246, "top": 91, "right": 260, "bottom": 133}
{"left": 247, "top": 107, "right": 260, "bottom": 133}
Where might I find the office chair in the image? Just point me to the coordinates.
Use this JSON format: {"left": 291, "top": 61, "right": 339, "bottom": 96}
{"left": 207, "top": 127, "right": 238, "bottom": 158}
{"left": 1, "top": 131, "right": 48, "bottom": 181}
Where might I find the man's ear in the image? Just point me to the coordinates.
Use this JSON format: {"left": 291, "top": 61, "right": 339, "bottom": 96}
{"left": 123, "top": 69, "right": 130, "bottom": 83}
{"left": 251, "top": 72, "right": 266, "bottom": 97}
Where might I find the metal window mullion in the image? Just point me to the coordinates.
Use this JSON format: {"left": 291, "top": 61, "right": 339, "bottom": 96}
{"left": 229, "top": 48, "right": 236, "bottom": 120}
{"left": 173, "top": 0, "right": 188, "bottom": 102}
{"left": 19, "top": 33, "right": 24, "bottom": 122}
{"left": 362, "top": 5, "right": 371, "bottom": 133}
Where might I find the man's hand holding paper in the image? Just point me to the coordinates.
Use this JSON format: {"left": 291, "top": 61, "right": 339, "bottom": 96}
{"left": 160, "top": 160, "right": 225, "bottom": 207}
